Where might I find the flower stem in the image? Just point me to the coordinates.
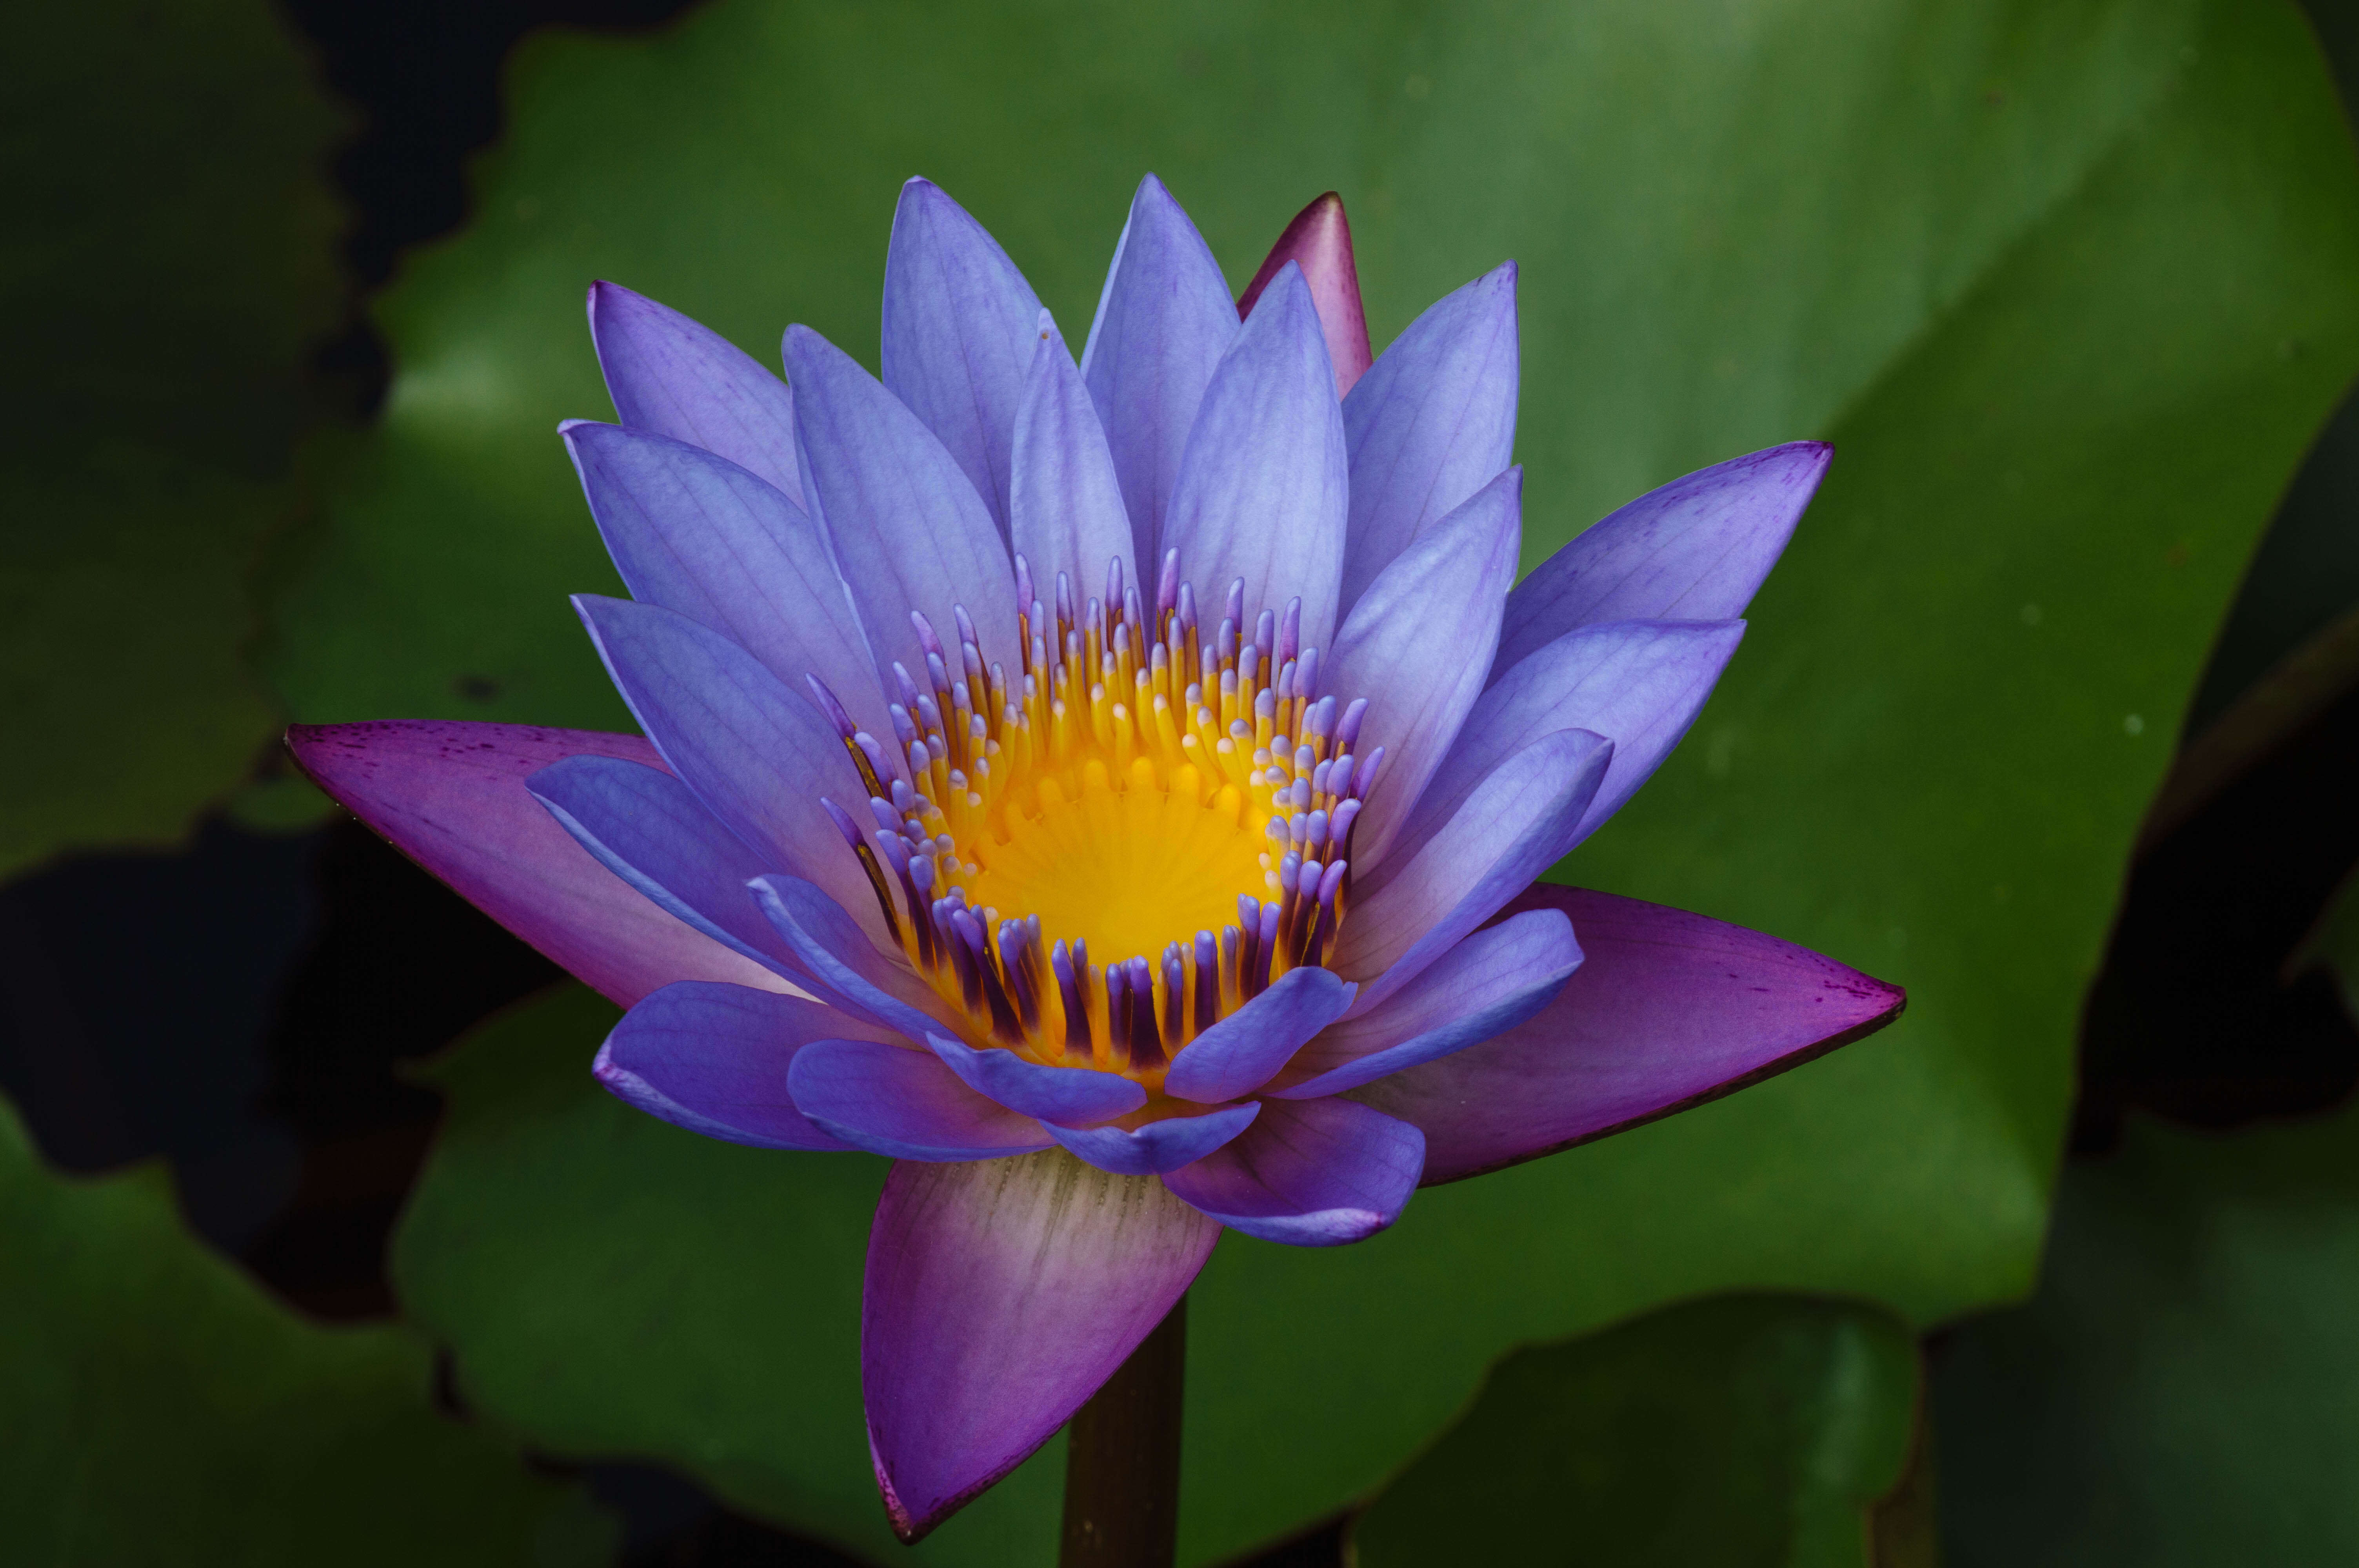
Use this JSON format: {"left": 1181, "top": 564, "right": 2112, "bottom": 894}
{"left": 1059, "top": 1294, "right": 1186, "bottom": 1568}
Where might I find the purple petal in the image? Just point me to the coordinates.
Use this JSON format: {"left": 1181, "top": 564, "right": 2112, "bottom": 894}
{"left": 1078, "top": 175, "right": 1239, "bottom": 575}
{"left": 1010, "top": 310, "right": 1135, "bottom": 595}
{"left": 587, "top": 281, "right": 803, "bottom": 508}
{"left": 1334, "top": 729, "right": 1612, "bottom": 1015}
{"left": 594, "top": 981, "right": 876, "bottom": 1151}
{"left": 560, "top": 421, "right": 888, "bottom": 740}
{"left": 1326, "top": 466, "right": 1521, "bottom": 869}
{"left": 1338, "top": 263, "right": 1517, "bottom": 615}
{"left": 1352, "top": 884, "right": 1906, "bottom": 1183}
{"left": 527, "top": 753, "right": 797, "bottom": 981}
{"left": 1161, "top": 264, "right": 1349, "bottom": 653}
{"left": 1236, "top": 192, "right": 1372, "bottom": 398}
{"left": 571, "top": 593, "right": 884, "bottom": 942}
{"left": 286, "top": 721, "right": 779, "bottom": 1007}
{"left": 1161, "top": 965, "right": 1358, "bottom": 1104}
{"left": 1045, "top": 1102, "right": 1261, "bottom": 1176}
{"left": 789, "top": 1040, "right": 1052, "bottom": 1162}
{"left": 1405, "top": 619, "right": 1746, "bottom": 856}
{"left": 925, "top": 1035, "right": 1145, "bottom": 1125}
{"left": 880, "top": 178, "right": 1045, "bottom": 535}
{"left": 750, "top": 874, "right": 954, "bottom": 1043}
{"left": 1492, "top": 441, "right": 1830, "bottom": 676}
{"left": 1161, "top": 1096, "right": 1424, "bottom": 1246}
{"left": 863, "top": 1152, "right": 1220, "bottom": 1539}
{"left": 1268, "top": 907, "right": 1578, "bottom": 1099}
{"left": 783, "top": 325, "right": 1019, "bottom": 683}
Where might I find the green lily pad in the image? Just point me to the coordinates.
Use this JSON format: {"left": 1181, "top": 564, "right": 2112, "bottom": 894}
{"left": 0, "top": 1093, "right": 609, "bottom": 1565}
{"left": 0, "top": 0, "right": 347, "bottom": 878}
{"left": 1933, "top": 1100, "right": 2359, "bottom": 1563}
{"left": 299, "top": 0, "right": 2359, "bottom": 1559}
{"left": 1352, "top": 1293, "right": 1918, "bottom": 1568}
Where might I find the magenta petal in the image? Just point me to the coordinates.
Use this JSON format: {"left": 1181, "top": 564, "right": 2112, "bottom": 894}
{"left": 286, "top": 721, "right": 777, "bottom": 1007}
{"left": 790, "top": 1040, "right": 1053, "bottom": 1162}
{"left": 1353, "top": 884, "right": 1906, "bottom": 1183}
{"left": 1010, "top": 310, "right": 1137, "bottom": 600}
{"left": 1161, "top": 1096, "right": 1425, "bottom": 1246}
{"left": 1046, "top": 1102, "right": 1261, "bottom": 1176}
{"left": 1492, "top": 441, "right": 1830, "bottom": 676}
{"left": 924, "top": 1035, "right": 1146, "bottom": 1125}
{"left": 864, "top": 1155, "right": 1220, "bottom": 1539}
{"left": 1161, "top": 966, "right": 1358, "bottom": 1104}
{"left": 1236, "top": 192, "right": 1372, "bottom": 399}
{"left": 749, "top": 875, "right": 956, "bottom": 1041}
{"left": 1269, "top": 907, "right": 1580, "bottom": 1100}
{"left": 595, "top": 981, "right": 878, "bottom": 1151}
{"left": 587, "top": 281, "right": 804, "bottom": 507}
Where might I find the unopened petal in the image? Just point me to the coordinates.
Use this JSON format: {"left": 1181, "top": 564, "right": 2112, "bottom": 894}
{"left": 1236, "top": 191, "right": 1371, "bottom": 397}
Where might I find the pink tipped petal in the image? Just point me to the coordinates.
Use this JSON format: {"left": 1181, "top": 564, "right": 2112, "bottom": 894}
{"left": 559, "top": 422, "right": 886, "bottom": 739}
{"left": 864, "top": 1152, "right": 1220, "bottom": 1539}
{"left": 925, "top": 1035, "right": 1146, "bottom": 1125}
{"left": 1163, "top": 264, "right": 1349, "bottom": 652}
{"left": 783, "top": 324, "right": 1020, "bottom": 682}
{"left": 1327, "top": 466, "right": 1521, "bottom": 869}
{"left": 587, "top": 281, "right": 803, "bottom": 508}
{"left": 1493, "top": 441, "right": 1830, "bottom": 675}
{"left": 1407, "top": 619, "right": 1747, "bottom": 856}
{"left": 789, "top": 1040, "right": 1054, "bottom": 1161}
{"left": 881, "top": 178, "right": 1045, "bottom": 534}
{"left": 527, "top": 754, "right": 798, "bottom": 981}
{"left": 750, "top": 875, "right": 956, "bottom": 1042}
{"left": 1010, "top": 311, "right": 1136, "bottom": 598}
{"left": 594, "top": 981, "right": 878, "bottom": 1151}
{"left": 571, "top": 594, "right": 884, "bottom": 941}
{"left": 1269, "top": 907, "right": 1581, "bottom": 1100}
{"left": 1236, "top": 192, "right": 1372, "bottom": 398}
{"left": 1335, "top": 729, "right": 1612, "bottom": 1016}
{"left": 1045, "top": 1102, "right": 1261, "bottom": 1176}
{"left": 1338, "top": 263, "right": 1518, "bottom": 614}
{"left": 1161, "top": 965, "right": 1358, "bottom": 1104}
{"left": 1079, "top": 175, "right": 1239, "bottom": 574}
{"left": 1161, "top": 1096, "right": 1424, "bottom": 1246}
{"left": 286, "top": 721, "right": 780, "bottom": 1007}
{"left": 1355, "top": 885, "right": 1905, "bottom": 1183}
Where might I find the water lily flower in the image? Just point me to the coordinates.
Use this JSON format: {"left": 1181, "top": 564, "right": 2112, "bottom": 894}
{"left": 291, "top": 175, "right": 1902, "bottom": 1542}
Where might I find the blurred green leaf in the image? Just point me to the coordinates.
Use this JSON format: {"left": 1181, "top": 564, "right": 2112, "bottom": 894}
{"left": 1353, "top": 1294, "right": 1917, "bottom": 1568}
{"left": 0, "top": 0, "right": 347, "bottom": 878}
{"left": 0, "top": 1094, "right": 610, "bottom": 1566}
{"left": 296, "top": 0, "right": 2359, "bottom": 1559}
{"left": 2294, "top": 865, "right": 2359, "bottom": 1024}
{"left": 1933, "top": 1102, "right": 2359, "bottom": 1564}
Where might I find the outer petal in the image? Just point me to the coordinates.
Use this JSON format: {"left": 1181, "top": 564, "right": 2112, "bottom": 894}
{"left": 784, "top": 325, "right": 1020, "bottom": 683}
{"left": 1354, "top": 884, "right": 1906, "bottom": 1183}
{"left": 1268, "top": 907, "right": 1580, "bottom": 1100}
{"left": 1161, "top": 264, "right": 1349, "bottom": 653}
{"left": 560, "top": 421, "right": 885, "bottom": 739}
{"left": 1010, "top": 311, "right": 1135, "bottom": 597}
{"left": 1079, "top": 175, "right": 1239, "bottom": 574}
{"left": 1404, "top": 619, "right": 1746, "bottom": 856}
{"left": 790, "top": 1039, "right": 1053, "bottom": 1162}
{"left": 1326, "top": 466, "right": 1521, "bottom": 869}
{"left": 594, "top": 981, "right": 878, "bottom": 1151}
{"left": 863, "top": 1151, "right": 1221, "bottom": 1539}
{"left": 750, "top": 875, "right": 956, "bottom": 1042}
{"left": 1161, "top": 966, "right": 1358, "bottom": 1104}
{"left": 285, "top": 721, "right": 781, "bottom": 1007}
{"left": 587, "top": 280, "right": 803, "bottom": 507}
{"left": 1339, "top": 262, "right": 1518, "bottom": 614}
{"left": 1492, "top": 441, "right": 1830, "bottom": 676}
{"left": 1045, "top": 1102, "right": 1261, "bottom": 1176}
{"left": 881, "top": 178, "right": 1045, "bottom": 535}
{"left": 1160, "top": 1096, "right": 1424, "bottom": 1246}
{"left": 924, "top": 1035, "right": 1145, "bottom": 1125}
{"left": 1335, "top": 729, "right": 1612, "bottom": 1016}
{"left": 1236, "top": 191, "right": 1372, "bottom": 398}
{"left": 572, "top": 594, "right": 882, "bottom": 940}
